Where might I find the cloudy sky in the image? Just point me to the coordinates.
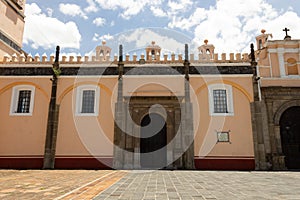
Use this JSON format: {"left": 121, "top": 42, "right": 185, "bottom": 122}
{"left": 23, "top": 0, "right": 300, "bottom": 57}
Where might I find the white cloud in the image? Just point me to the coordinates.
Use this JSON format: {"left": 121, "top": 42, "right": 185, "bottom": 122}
{"left": 46, "top": 8, "right": 53, "bottom": 17}
{"left": 94, "top": 0, "right": 165, "bottom": 19}
{"left": 59, "top": 3, "right": 88, "bottom": 19}
{"left": 117, "top": 29, "right": 187, "bottom": 54}
{"left": 150, "top": 6, "right": 167, "bottom": 17}
{"left": 167, "top": 0, "right": 193, "bottom": 12}
{"left": 84, "top": 0, "right": 98, "bottom": 13}
{"left": 167, "top": 0, "right": 300, "bottom": 53}
{"left": 93, "top": 33, "right": 114, "bottom": 42}
{"left": 93, "top": 17, "right": 106, "bottom": 27}
{"left": 262, "top": 11, "right": 300, "bottom": 40}
{"left": 110, "top": 21, "right": 115, "bottom": 27}
{"left": 24, "top": 3, "right": 81, "bottom": 50}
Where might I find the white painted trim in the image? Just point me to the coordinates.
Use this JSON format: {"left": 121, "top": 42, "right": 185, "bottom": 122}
{"left": 123, "top": 75, "right": 184, "bottom": 78}
{"left": 277, "top": 49, "right": 286, "bottom": 77}
{"left": 75, "top": 85, "right": 100, "bottom": 116}
{"left": 59, "top": 75, "right": 118, "bottom": 78}
{"left": 0, "top": 76, "right": 52, "bottom": 78}
{"left": 190, "top": 63, "right": 251, "bottom": 66}
{"left": 189, "top": 74, "right": 252, "bottom": 78}
{"left": 10, "top": 85, "right": 35, "bottom": 116}
{"left": 208, "top": 84, "right": 234, "bottom": 116}
{"left": 268, "top": 48, "right": 300, "bottom": 53}
{"left": 267, "top": 52, "right": 273, "bottom": 77}
{"left": 262, "top": 77, "right": 300, "bottom": 80}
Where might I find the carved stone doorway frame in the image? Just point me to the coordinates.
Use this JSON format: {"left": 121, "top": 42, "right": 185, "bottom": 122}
{"left": 127, "top": 96, "right": 183, "bottom": 169}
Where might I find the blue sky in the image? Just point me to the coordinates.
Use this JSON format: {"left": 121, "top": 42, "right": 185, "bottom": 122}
{"left": 23, "top": 0, "right": 300, "bottom": 57}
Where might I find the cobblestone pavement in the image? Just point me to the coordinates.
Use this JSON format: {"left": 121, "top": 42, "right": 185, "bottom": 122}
{"left": 95, "top": 170, "right": 300, "bottom": 200}
{"left": 0, "top": 170, "right": 300, "bottom": 200}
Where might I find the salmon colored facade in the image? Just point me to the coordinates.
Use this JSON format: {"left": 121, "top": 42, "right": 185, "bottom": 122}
{"left": 0, "top": 38, "right": 256, "bottom": 170}
{"left": 1, "top": 2, "right": 299, "bottom": 170}
{"left": 252, "top": 30, "right": 300, "bottom": 170}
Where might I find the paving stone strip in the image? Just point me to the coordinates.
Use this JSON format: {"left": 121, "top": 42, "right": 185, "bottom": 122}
{"left": 0, "top": 170, "right": 119, "bottom": 200}
{"left": 56, "top": 171, "right": 127, "bottom": 200}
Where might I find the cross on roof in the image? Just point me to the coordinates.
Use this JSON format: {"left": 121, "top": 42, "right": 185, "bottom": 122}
{"left": 283, "top": 27, "right": 290, "bottom": 36}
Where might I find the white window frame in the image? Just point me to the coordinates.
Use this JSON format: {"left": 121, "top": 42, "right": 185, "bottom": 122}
{"left": 10, "top": 85, "right": 35, "bottom": 116}
{"left": 75, "top": 85, "right": 100, "bottom": 116}
{"left": 208, "top": 84, "right": 234, "bottom": 116}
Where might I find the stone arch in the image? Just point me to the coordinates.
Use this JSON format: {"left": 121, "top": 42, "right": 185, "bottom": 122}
{"left": 286, "top": 58, "right": 298, "bottom": 75}
{"left": 57, "top": 82, "right": 112, "bottom": 104}
{"left": 274, "top": 100, "right": 300, "bottom": 125}
{"left": 0, "top": 81, "right": 49, "bottom": 100}
{"left": 195, "top": 80, "right": 252, "bottom": 102}
{"left": 130, "top": 100, "right": 176, "bottom": 128}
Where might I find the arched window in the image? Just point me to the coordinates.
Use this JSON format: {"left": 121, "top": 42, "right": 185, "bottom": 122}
{"left": 287, "top": 58, "right": 298, "bottom": 75}
{"left": 258, "top": 39, "right": 263, "bottom": 49}
{"left": 100, "top": 50, "right": 104, "bottom": 56}
{"left": 151, "top": 50, "right": 155, "bottom": 60}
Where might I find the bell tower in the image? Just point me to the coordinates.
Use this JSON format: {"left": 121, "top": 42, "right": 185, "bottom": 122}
{"left": 255, "top": 29, "right": 272, "bottom": 50}
{"left": 145, "top": 41, "right": 161, "bottom": 61}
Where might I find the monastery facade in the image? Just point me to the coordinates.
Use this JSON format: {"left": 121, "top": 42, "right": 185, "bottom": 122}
{"left": 0, "top": 0, "right": 299, "bottom": 170}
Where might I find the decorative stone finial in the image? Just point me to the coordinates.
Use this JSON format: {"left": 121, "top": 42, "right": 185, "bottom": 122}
{"left": 102, "top": 40, "right": 106, "bottom": 45}
{"left": 261, "top": 29, "right": 266, "bottom": 34}
{"left": 204, "top": 39, "right": 208, "bottom": 45}
{"left": 119, "top": 44, "right": 123, "bottom": 62}
{"left": 55, "top": 46, "right": 60, "bottom": 63}
{"left": 250, "top": 43, "right": 255, "bottom": 63}
{"left": 152, "top": 41, "right": 155, "bottom": 45}
{"left": 185, "top": 44, "right": 189, "bottom": 61}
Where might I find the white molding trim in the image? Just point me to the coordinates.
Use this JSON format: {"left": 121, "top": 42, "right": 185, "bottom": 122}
{"left": 268, "top": 48, "right": 300, "bottom": 53}
{"left": 75, "top": 85, "right": 100, "bottom": 116}
{"left": 10, "top": 85, "right": 35, "bottom": 116}
{"left": 208, "top": 84, "right": 234, "bottom": 116}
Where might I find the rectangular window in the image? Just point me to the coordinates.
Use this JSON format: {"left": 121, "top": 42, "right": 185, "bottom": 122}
{"left": 10, "top": 85, "right": 35, "bottom": 116}
{"left": 75, "top": 85, "right": 100, "bottom": 116}
{"left": 16, "top": 90, "right": 31, "bottom": 113}
{"left": 213, "top": 89, "right": 228, "bottom": 113}
{"left": 81, "top": 90, "right": 95, "bottom": 113}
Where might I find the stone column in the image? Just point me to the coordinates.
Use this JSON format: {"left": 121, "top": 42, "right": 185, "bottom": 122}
{"left": 182, "top": 44, "right": 195, "bottom": 169}
{"left": 113, "top": 45, "right": 126, "bottom": 169}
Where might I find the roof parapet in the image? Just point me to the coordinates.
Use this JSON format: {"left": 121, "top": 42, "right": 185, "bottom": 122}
{"left": 2, "top": 52, "right": 249, "bottom": 64}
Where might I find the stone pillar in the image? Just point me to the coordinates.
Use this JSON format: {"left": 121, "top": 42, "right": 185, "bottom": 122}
{"left": 113, "top": 45, "right": 126, "bottom": 169}
{"left": 182, "top": 44, "right": 195, "bottom": 169}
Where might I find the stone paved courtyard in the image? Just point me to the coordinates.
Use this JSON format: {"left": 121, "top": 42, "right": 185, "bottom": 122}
{"left": 0, "top": 170, "right": 300, "bottom": 199}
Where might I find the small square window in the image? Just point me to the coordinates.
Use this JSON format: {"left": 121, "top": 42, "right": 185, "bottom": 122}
{"left": 10, "top": 85, "right": 35, "bottom": 116}
{"left": 217, "top": 131, "right": 230, "bottom": 143}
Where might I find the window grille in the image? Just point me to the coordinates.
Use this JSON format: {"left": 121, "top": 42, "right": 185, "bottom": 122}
{"left": 213, "top": 89, "right": 228, "bottom": 113}
{"left": 81, "top": 90, "right": 95, "bottom": 113}
{"left": 16, "top": 90, "right": 31, "bottom": 113}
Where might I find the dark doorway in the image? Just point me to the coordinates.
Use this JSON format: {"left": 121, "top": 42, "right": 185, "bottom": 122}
{"left": 280, "top": 106, "right": 300, "bottom": 169}
{"left": 140, "top": 113, "right": 167, "bottom": 169}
